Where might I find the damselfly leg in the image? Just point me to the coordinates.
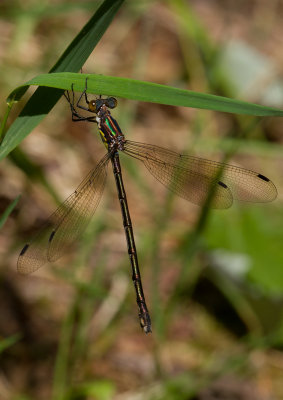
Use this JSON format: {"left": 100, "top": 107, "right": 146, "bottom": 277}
{"left": 63, "top": 80, "right": 97, "bottom": 123}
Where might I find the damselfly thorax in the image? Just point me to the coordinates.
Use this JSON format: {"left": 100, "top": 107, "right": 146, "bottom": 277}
{"left": 96, "top": 105, "right": 125, "bottom": 152}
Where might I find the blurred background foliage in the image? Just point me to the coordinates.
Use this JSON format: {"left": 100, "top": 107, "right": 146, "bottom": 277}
{"left": 1, "top": 0, "right": 283, "bottom": 399}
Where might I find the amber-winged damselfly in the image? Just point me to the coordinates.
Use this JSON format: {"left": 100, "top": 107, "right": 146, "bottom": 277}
{"left": 18, "top": 80, "right": 277, "bottom": 334}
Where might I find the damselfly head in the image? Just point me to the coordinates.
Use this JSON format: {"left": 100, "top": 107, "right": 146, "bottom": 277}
{"left": 88, "top": 97, "right": 118, "bottom": 114}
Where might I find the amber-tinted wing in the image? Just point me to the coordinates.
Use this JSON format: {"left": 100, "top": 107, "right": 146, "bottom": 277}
{"left": 18, "top": 153, "right": 110, "bottom": 274}
{"left": 123, "top": 140, "right": 277, "bottom": 209}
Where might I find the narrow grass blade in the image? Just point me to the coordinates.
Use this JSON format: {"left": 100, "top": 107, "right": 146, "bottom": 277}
{"left": 0, "top": 333, "right": 22, "bottom": 353}
{"left": 0, "top": 196, "right": 20, "bottom": 230}
{"left": 2, "top": 71, "right": 283, "bottom": 161}
{"left": 8, "top": 73, "right": 283, "bottom": 119}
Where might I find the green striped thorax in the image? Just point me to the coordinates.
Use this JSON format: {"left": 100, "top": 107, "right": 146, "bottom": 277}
{"left": 88, "top": 97, "right": 125, "bottom": 151}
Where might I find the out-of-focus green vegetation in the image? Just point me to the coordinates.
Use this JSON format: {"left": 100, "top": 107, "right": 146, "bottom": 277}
{"left": 1, "top": 1, "right": 283, "bottom": 399}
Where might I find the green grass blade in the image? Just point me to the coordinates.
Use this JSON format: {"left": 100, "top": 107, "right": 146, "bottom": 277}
{"left": 0, "top": 195, "right": 20, "bottom": 230}
{"left": 9, "top": 73, "right": 283, "bottom": 119}
{"left": 0, "top": 0, "right": 124, "bottom": 161}
{"left": 0, "top": 99, "right": 14, "bottom": 144}
{"left": 0, "top": 333, "right": 22, "bottom": 354}
{"left": 2, "top": 71, "right": 283, "bottom": 161}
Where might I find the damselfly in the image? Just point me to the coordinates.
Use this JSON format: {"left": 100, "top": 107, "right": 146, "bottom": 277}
{"left": 18, "top": 80, "right": 277, "bottom": 333}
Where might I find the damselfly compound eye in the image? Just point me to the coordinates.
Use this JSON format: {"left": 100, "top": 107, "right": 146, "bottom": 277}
{"left": 106, "top": 97, "right": 117, "bottom": 109}
{"left": 88, "top": 100, "right": 97, "bottom": 113}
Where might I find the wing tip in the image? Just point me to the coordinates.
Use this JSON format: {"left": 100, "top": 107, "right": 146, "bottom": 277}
{"left": 17, "top": 244, "right": 31, "bottom": 274}
{"left": 19, "top": 243, "right": 29, "bottom": 256}
{"left": 257, "top": 174, "right": 278, "bottom": 202}
{"left": 257, "top": 173, "right": 269, "bottom": 182}
{"left": 17, "top": 243, "right": 46, "bottom": 274}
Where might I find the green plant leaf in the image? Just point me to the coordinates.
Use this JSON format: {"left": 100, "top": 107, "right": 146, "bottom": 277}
{"left": 0, "top": 0, "right": 124, "bottom": 160}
